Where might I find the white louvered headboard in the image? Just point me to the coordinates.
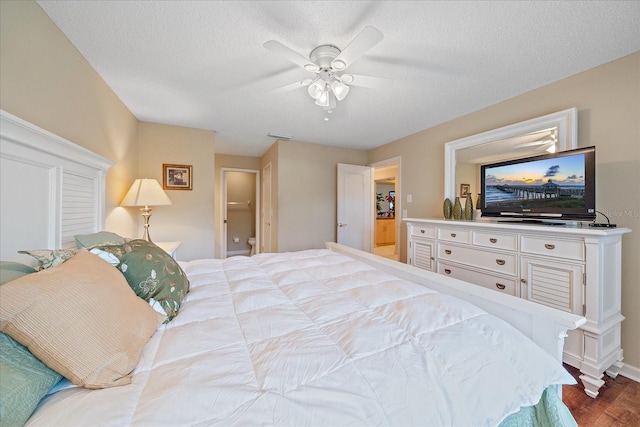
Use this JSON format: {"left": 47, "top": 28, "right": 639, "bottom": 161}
{"left": 0, "top": 110, "right": 114, "bottom": 263}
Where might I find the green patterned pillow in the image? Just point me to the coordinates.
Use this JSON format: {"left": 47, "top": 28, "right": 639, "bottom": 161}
{"left": 90, "top": 240, "right": 189, "bottom": 322}
{"left": 74, "top": 231, "right": 126, "bottom": 248}
{"left": 0, "top": 332, "right": 63, "bottom": 427}
{"left": 17, "top": 249, "right": 77, "bottom": 271}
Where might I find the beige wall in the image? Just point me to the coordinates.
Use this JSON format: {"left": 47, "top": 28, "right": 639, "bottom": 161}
{"left": 0, "top": 0, "right": 139, "bottom": 238}
{"left": 369, "top": 52, "right": 640, "bottom": 371}
{"left": 455, "top": 162, "right": 478, "bottom": 199}
{"left": 277, "top": 140, "right": 368, "bottom": 252}
{"left": 214, "top": 154, "right": 262, "bottom": 257}
{"left": 137, "top": 122, "right": 215, "bottom": 261}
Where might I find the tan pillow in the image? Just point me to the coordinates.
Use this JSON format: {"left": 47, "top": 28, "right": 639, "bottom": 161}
{"left": 0, "top": 250, "right": 164, "bottom": 389}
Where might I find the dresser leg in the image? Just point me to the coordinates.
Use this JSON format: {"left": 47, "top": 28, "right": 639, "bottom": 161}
{"left": 605, "top": 359, "right": 624, "bottom": 379}
{"left": 579, "top": 372, "right": 604, "bottom": 398}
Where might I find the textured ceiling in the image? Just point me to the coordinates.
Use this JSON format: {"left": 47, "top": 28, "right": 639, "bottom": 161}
{"left": 37, "top": 1, "right": 640, "bottom": 157}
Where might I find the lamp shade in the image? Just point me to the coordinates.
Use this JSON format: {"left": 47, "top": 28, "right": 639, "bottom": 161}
{"left": 315, "top": 90, "right": 330, "bottom": 107}
{"left": 307, "top": 79, "right": 326, "bottom": 100}
{"left": 121, "top": 179, "right": 172, "bottom": 207}
{"left": 330, "top": 80, "right": 350, "bottom": 101}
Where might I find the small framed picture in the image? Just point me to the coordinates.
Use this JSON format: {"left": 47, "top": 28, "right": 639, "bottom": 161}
{"left": 163, "top": 164, "right": 192, "bottom": 190}
{"left": 460, "top": 183, "right": 470, "bottom": 198}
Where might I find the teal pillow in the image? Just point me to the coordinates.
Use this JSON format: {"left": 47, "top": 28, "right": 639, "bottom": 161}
{"left": 74, "top": 231, "right": 126, "bottom": 249}
{"left": 0, "top": 262, "right": 37, "bottom": 285}
{"left": 0, "top": 332, "right": 63, "bottom": 427}
{"left": 90, "top": 240, "right": 189, "bottom": 322}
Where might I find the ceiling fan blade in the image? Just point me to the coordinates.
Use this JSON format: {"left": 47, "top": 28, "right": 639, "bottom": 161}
{"left": 267, "top": 79, "right": 313, "bottom": 94}
{"left": 344, "top": 74, "right": 392, "bottom": 89}
{"left": 514, "top": 140, "right": 551, "bottom": 149}
{"left": 331, "top": 26, "right": 383, "bottom": 70}
{"left": 264, "top": 40, "right": 319, "bottom": 71}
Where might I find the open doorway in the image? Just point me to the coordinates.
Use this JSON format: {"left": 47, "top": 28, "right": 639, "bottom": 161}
{"left": 221, "top": 168, "right": 260, "bottom": 258}
{"left": 371, "top": 158, "right": 400, "bottom": 261}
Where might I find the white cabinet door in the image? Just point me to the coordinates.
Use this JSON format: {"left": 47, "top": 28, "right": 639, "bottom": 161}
{"left": 411, "top": 238, "right": 436, "bottom": 271}
{"left": 521, "top": 256, "right": 584, "bottom": 315}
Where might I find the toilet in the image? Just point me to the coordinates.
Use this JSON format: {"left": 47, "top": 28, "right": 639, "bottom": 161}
{"left": 248, "top": 237, "right": 256, "bottom": 256}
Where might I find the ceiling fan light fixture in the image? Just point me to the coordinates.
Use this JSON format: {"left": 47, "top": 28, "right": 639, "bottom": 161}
{"left": 331, "top": 59, "right": 347, "bottom": 70}
{"left": 324, "top": 92, "right": 337, "bottom": 110}
{"left": 340, "top": 74, "right": 354, "bottom": 84}
{"left": 308, "top": 79, "right": 325, "bottom": 100}
{"left": 330, "top": 80, "right": 350, "bottom": 101}
{"left": 315, "top": 90, "right": 330, "bottom": 107}
{"left": 304, "top": 63, "right": 320, "bottom": 72}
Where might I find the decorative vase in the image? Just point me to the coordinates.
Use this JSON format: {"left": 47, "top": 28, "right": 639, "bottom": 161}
{"left": 452, "top": 197, "right": 463, "bottom": 220}
{"left": 474, "top": 193, "right": 482, "bottom": 220}
{"left": 464, "top": 193, "right": 474, "bottom": 220}
{"left": 443, "top": 198, "right": 453, "bottom": 219}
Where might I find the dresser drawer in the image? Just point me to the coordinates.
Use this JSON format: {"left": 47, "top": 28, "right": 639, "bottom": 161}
{"left": 520, "top": 235, "right": 584, "bottom": 261}
{"left": 438, "top": 262, "right": 517, "bottom": 296}
{"left": 472, "top": 231, "right": 518, "bottom": 251}
{"left": 438, "top": 228, "right": 471, "bottom": 244}
{"left": 410, "top": 225, "right": 436, "bottom": 238}
{"left": 438, "top": 243, "right": 517, "bottom": 276}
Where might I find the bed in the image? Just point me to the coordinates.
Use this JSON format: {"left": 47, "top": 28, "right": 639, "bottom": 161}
{"left": 0, "top": 110, "right": 584, "bottom": 426}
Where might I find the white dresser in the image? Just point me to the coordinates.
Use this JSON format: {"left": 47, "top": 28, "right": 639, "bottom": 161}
{"left": 404, "top": 218, "right": 631, "bottom": 398}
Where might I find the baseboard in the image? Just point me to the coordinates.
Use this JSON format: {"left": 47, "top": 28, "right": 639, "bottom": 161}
{"left": 620, "top": 363, "right": 640, "bottom": 383}
{"left": 227, "top": 249, "right": 250, "bottom": 256}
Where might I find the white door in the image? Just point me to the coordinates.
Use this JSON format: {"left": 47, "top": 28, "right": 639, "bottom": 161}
{"left": 261, "top": 163, "right": 272, "bottom": 253}
{"left": 337, "top": 163, "right": 373, "bottom": 251}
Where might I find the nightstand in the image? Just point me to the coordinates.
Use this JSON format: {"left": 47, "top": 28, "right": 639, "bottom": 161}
{"left": 155, "top": 241, "right": 181, "bottom": 259}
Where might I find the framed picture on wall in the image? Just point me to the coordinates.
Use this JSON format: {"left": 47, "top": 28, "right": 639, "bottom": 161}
{"left": 163, "top": 164, "right": 193, "bottom": 190}
{"left": 460, "top": 183, "right": 470, "bottom": 198}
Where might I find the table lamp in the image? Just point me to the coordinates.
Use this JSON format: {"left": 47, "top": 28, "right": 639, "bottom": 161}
{"left": 121, "top": 178, "right": 172, "bottom": 242}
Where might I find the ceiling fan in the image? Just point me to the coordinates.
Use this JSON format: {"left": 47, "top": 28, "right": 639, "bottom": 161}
{"left": 514, "top": 129, "right": 558, "bottom": 152}
{"left": 264, "top": 26, "right": 392, "bottom": 111}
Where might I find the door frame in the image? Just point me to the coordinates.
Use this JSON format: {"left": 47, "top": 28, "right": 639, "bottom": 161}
{"left": 261, "top": 162, "right": 272, "bottom": 253}
{"left": 220, "top": 168, "right": 260, "bottom": 259}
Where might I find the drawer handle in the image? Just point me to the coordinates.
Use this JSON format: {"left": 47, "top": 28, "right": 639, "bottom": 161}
{"left": 444, "top": 269, "right": 451, "bottom": 274}
{"left": 445, "top": 249, "right": 452, "bottom": 255}
{"left": 544, "top": 244, "right": 556, "bottom": 250}
{"left": 451, "top": 233, "right": 456, "bottom": 238}
{"left": 489, "top": 238, "right": 497, "bottom": 243}
{"left": 420, "top": 229, "right": 425, "bottom": 234}
{"left": 496, "top": 283, "right": 506, "bottom": 290}
{"left": 520, "top": 279, "right": 527, "bottom": 284}
{"left": 496, "top": 259, "right": 505, "bottom": 265}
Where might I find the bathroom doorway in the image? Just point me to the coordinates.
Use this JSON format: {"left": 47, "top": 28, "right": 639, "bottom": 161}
{"left": 371, "top": 158, "right": 400, "bottom": 261}
{"left": 221, "top": 168, "right": 260, "bottom": 258}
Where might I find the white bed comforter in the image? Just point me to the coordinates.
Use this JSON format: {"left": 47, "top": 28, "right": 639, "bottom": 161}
{"left": 28, "top": 249, "right": 574, "bottom": 426}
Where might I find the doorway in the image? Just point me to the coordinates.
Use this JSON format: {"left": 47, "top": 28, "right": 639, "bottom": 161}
{"left": 221, "top": 168, "right": 260, "bottom": 258}
{"left": 371, "top": 158, "right": 400, "bottom": 261}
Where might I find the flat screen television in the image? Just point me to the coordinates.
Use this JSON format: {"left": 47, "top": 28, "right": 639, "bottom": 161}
{"left": 480, "top": 146, "right": 596, "bottom": 222}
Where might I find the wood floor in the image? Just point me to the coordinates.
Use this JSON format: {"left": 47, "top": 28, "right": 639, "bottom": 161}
{"left": 562, "top": 364, "right": 640, "bottom": 426}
